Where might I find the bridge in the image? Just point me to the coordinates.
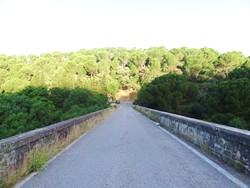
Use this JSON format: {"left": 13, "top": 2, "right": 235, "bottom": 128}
{"left": 0, "top": 103, "right": 249, "bottom": 187}
{"left": 12, "top": 103, "right": 249, "bottom": 188}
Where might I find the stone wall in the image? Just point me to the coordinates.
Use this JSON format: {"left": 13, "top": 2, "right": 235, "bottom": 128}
{"left": 0, "top": 107, "right": 114, "bottom": 178}
{"left": 134, "top": 105, "right": 250, "bottom": 175}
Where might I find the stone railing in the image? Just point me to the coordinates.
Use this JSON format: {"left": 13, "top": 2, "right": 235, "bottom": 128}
{"left": 134, "top": 105, "right": 250, "bottom": 175}
{"left": 0, "top": 107, "right": 114, "bottom": 178}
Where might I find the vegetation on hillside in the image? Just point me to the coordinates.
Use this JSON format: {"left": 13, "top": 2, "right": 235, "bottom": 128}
{"left": 1, "top": 47, "right": 249, "bottom": 95}
{"left": 0, "top": 47, "right": 249, "bottom": 138}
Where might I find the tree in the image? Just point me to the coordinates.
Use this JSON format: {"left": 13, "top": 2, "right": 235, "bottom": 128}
{"left": 113, "top": 48, "right": 130, "bottom": 68}
{"left": 83, "top": 59, "right": 98, "bottom": 79}
{"left": 98, "top": 60, "right": 110, "bottom": 74}
{"left": 205, "top": 78, "right": 250, "bottom": 129}
{"left": 29, "top": 100, "right": 58, "bottom": 128}
{"left": 129, "top": 48, "right": 148, "bottom": 68}
{"left": 184, "top": 51, "right": 216, "bottom": 81}
{"left": 116, "top": 67, "right": 134, "bottom": 90}
{"left": 228, "top": 68, "right": 250, "bottom": 80}
{"left": 0, "top": 86, "right": 109, "bottom": 139}
{"left": 51, "top": 68, "right": 74, "bottom": 88}
{"left": 243, "top": 58, "right": 250, "bottom": 68}
{"left": 30, "top": 71, "right": 46, "bottom": 87}
{"left": 161, "top": 52, "right": 180, "bottom": 73}
{"left": 49, "top": 87, "right": 70, "bottom": 109}
{"left": 2, "top": 77, "right": 29, "bottom": 92}
{"left": 214, "top": 52, "right": 247, "bottom": 79}
{"left": 18, "top": 86, "right": 49, "bottom": 99}
{"left": 147, "top": 46, "right": 167, "bottom": 62}
{"left": 136, "top": 74, "right": 199, "bottom": 114}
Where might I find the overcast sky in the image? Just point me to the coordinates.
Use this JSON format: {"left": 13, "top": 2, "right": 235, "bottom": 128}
{"left": 0, "top": 0, "right": 249, "bottom": 56}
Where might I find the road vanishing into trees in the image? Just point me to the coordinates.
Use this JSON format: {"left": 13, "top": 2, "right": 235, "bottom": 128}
{"left": 18, "top": 103, "right": 249, "bottom": 188}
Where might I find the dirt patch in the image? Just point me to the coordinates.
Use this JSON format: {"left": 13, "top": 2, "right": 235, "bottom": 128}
{"left": 115, "top": 89, "right": 137, "bottom": 101}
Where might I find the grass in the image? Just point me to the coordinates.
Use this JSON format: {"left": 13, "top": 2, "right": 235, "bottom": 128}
{"left": 200, "top": 144, "right": 213, "bottom": 156}
{"left": 234, "top": 160, "right": 244, "bottom": 172}
{"left": 29, "top": 149, "right": 49, "bottom": 172}
{"left": 0, "top": 107, "right": 116, "bottom": 188}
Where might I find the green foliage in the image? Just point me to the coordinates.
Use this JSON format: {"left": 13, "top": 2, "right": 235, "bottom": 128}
{"left": 0, "top": 87, "right": 109, "bottom": 139}
{"left": 0, "top": 47, "right": 248, "bottom": 95}
{"left": 0, "top": 94, "right": 31, "bottom": 138}
{"left": 0, "top": 47, "right": 249, "bottom": 136}
{"left": 19, "top": 86, "right": 49, "bottom": 99}
{"left": 49, "top": 87, "right": 71, "bottom": 108}
{"left": 136, "top": 74, "right": 199, "bottom": 114}
{"left": 228, "top": 68, "right": 250, "bottom": 80}
{"left": 214, "top": 52, "right": 247, "bottom": 79}
{"left": 206, "top": 79, "right": 250, "bottom": 114}
{"left": 204, "top": 74, "right": 250, "bottom": 129}
{"left": 136, "top": 68, "right": 250, "bottom": 130}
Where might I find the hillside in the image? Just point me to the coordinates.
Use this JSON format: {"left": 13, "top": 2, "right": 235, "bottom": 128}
{"left": 1, "top": 47, "right": 249, "bottom": 96}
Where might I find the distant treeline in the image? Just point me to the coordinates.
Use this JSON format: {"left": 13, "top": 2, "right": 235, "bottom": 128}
{"left": 1, "top": 47, "right": 249, "bottom": 95}
{"left": 135, "top": 68, "right": 250, "bottom": 130}
{"left": 0, "top": 87, "right": 108, "bottom": 139}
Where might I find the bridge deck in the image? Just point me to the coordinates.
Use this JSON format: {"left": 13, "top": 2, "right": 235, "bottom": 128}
{"left": 18, "top": 103, "right": 249, "bottom": 188}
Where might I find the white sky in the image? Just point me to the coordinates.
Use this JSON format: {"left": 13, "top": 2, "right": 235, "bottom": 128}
{"left": 0, "top": 0, "right": 250, "bottom": 56}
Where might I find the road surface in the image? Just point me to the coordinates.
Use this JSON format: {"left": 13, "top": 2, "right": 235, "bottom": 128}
{"left": 19, "top": 103, "right": 249, "bottom": 188}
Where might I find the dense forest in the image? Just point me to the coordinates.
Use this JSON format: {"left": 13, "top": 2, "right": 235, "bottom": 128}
{"left": 0, "top": 86, "right": 108, "bottom": 139}
{"left": 1, "top": 47, "right": 249, "bottom": 95}
{"left": 0, "top": 47, "right": 250, "bottom": 138}
{"left": 135, "top": 68, "right": 250, "bottom": 130}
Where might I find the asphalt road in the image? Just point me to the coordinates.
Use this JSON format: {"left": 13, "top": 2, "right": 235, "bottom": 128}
{"left": 19, "top": 103, "right": 249, "bottom": 188}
